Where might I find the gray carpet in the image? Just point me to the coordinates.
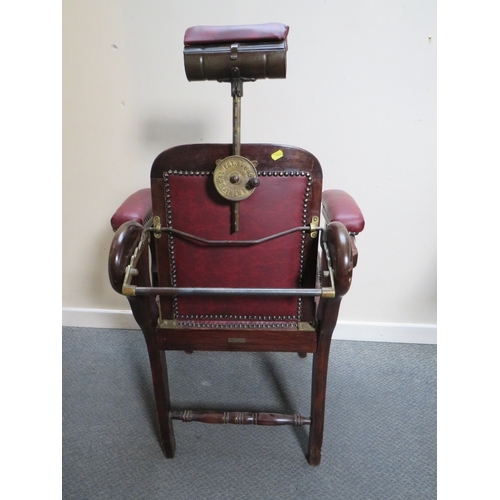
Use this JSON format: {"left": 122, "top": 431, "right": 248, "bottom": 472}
{"left": 62, "top": 326, "right": 436, "bottom": 499}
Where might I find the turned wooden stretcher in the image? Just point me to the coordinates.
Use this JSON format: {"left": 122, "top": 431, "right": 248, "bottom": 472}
{"left": 109, "top": 23, "right": 365, "bottom": 466}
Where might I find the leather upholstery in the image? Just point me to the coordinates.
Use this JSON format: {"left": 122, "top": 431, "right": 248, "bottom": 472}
{"left": 322, "top": 189, "right": 365, "bottom": 234}
{"left": 110, "top": 188, "right": 152, "bottom": 231}
{"left": 184, "top": 23, "right": 289, "bottom": 46}
{"left": 150, "top": 143, "right": 322, "bottom": 327}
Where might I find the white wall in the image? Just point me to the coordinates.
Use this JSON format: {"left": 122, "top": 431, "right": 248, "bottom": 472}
{"left": 63, "top": 0, "right": 436, "bottom": 327}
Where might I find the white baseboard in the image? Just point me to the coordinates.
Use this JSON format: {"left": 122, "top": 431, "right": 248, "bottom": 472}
{"left": 333, "top": 321, "right": 436, "bottom": 344}
{"left": 62, "top": 308, "right": 139, "bottom": 330}
{"left": 62, "top": 308, "right": 436, "bottom": 344}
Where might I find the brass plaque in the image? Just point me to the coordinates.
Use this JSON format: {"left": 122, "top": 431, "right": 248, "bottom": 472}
{"left": 213, "top": 155, "right": 259, "bottom": 202}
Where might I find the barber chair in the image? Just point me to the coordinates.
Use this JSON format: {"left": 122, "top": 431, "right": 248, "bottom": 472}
{"left": 109, "top": 23, "right": 365, "bottom": 466}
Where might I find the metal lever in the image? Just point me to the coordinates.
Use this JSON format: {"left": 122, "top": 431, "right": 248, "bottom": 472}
{"left": 246, "top": 177, "right": 260, "bottom": 189}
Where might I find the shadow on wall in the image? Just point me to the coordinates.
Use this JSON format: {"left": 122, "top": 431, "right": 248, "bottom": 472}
{"left": 141, "top": 118, "right": 208, "bottom": 150}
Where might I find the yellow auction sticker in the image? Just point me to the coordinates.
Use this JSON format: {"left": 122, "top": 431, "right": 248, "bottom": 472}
{"left": 271, "top": 149, "right": 284, "bottom": 161}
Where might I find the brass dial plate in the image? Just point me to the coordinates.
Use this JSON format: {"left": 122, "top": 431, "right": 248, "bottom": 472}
{"left": 213, "top": 155, "right": 259, "bottom": 201}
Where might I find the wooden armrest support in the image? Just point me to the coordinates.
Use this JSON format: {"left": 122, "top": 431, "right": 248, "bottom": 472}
{"left": 109, "top": 221, "right": 158, "bottom": 327}
{"left": 110, "top": 188, "right": 152, "bottom": 232}
{"left": 324, "top": 221, "right": 353, "bottom": 298}
{"left": 322, "top": 189, "right": 365, "bottom": 234}
{"left": 108, "top": 221, "right": 147, "bottom": 294}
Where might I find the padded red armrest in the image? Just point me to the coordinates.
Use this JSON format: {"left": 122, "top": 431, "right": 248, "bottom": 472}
{"left": 110, "top": 188, "right": 152, "bottom": 231}
{"left": 322, "top": 189, "right": 365, "bottom": 234}
{"left": 184, "top": 23, "right": 289, "bottom": 46}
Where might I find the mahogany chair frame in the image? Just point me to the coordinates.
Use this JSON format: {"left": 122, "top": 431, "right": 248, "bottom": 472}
{"left": 109, "top": 144, "right": 361, "bottom": 466}
{"left": 108, "top": 22, "right": 364, "bottom": 466}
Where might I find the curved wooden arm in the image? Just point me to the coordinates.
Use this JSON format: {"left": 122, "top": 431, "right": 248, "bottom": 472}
{"left": 108, "top": 221, "right": 146, "bottom": 294}
{"left": 324, "top": 221, "right": 353, "bottom": 298}
{"left": 109, "top": 220, "right": 158, "bottom": 328}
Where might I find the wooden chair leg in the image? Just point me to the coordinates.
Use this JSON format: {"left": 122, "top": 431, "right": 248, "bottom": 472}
{"left": 307, "top": 335, "right": 331, "bottom": 466}
{"left": 143, "top": 331, "right": 176, "bottom": 458}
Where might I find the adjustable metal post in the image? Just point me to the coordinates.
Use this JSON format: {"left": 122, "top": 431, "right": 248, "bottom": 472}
{"left": 232, "top": 92, "right": 241, "bottom": 156}
{"left": 230, "top": 68, "right": 244, "bottom": 230}
{"left": 231, "top": 67, "right": 244, "bottom": 156}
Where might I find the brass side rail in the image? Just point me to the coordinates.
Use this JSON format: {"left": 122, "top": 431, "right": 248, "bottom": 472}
{"left": 130, "top": 286, "right": 331, "bottom": 297}
{"left": 121, "top": 228, "right": 336, "bottom": 298}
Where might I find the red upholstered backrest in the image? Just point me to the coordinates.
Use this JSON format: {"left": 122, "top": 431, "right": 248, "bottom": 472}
{"left": 151, "top": 144, "right": 322, "bottom": 328}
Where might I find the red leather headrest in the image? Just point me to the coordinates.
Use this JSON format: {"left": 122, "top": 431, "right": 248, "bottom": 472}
{"left": 184, "top": 23, "right": 289, "bottom": 46}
